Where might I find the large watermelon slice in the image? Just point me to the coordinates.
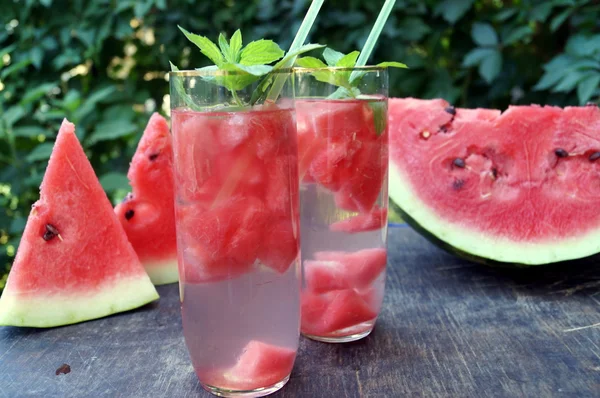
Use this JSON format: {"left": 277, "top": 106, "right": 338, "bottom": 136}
{"left": 115, "top": 113, "right": 178, "bottom": 285}
{"left": 0, "top": 120, "right": 159, "bottom": 327}
{"left": 389, "top": 98, "right": 600, "bottom": 265}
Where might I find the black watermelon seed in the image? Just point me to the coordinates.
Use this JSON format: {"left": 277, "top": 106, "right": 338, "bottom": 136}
{"left": 149, "top": 153, "right": 159, "bottom": 161}
{"left": 589, "top": 152, "right": 600, "bottom": 161}
{"left": 55, "top": 364, "right": 71, "bottom": 376}
{"left": 453, "top": 158, "right": 466, "bottom": 168}
{"left": 43, "top": 224, "right": 59, "bottom": 241}
{"left": 122, "top": 193, "right": 133, "bottom": 203}
{"left": 491, "top": 168, "right": 498, "bottom": 179}
{"left": 453, "top": 179, "right": 465, "bottom": 190}
{"left": 445, "top": 106, "right": 456, "bottom": 116}
{"left": 125, "top": 209, "right": 135, "bottom": 220}
{"left": 555, "top": 148, "right": 569, "bottom": 158}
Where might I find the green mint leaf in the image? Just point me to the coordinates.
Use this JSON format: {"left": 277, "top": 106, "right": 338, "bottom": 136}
{"left": 218, "top": 33, "right": 233, "bottom": 62}
{"left": 240, "top": 40, "right": 284, "bottom": 65}
{"left": 295, "top": 56, "right": 328, "bottom": 69}
{"left": 337, "top": 51, "right": 360, "bottom": 68}
{"left": 220, "top": 63, "right": 261, "bottom": 91}
{"left": 323, "top": 48, "right": 345, "bottom": 66}
{"left": 229, "top": 30, "right": 243, "bottom": 61}
{"left": 272, "top": 43, "right": 325, "bottom": 70}
{"left": 368, "top": 101, "right": 387, "bottom": 136}
{"left": 178, "top": 26, "right": 224, "bottom": 66}
{"left": 327, "top": 86, "right": 361, "bottom": 99}
{"left": 377, "top": 61, "right": 408, "bottom": 68}
{"left": 233, "top": 64, "right": 273, "bottom": 76}
{"left": 170, "top": 62, "right": 202, "bottom": 111}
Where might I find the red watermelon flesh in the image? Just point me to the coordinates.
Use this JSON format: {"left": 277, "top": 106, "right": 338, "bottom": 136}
{"left": 172, "top": 106, "right": 300, "bottom": 281}
{"left": 389, "top": 98, "right": 600, "bottom": 264}
{"left": 300, "top": 289, "right": 377, "bottom": 336}
{"left": 329, "top": 206, "right": 388, "bottom": 233}
{"left": 115, "top": 113, "right": 178, "bottom": 285}
{"left": 0, "top": 120, "right": 159, "bottom": 327}
{"left": 199, "top": 340, "right": 296, "bottom": 390}
{"left": 296, "top": 99, "right": 387, "bottom": 214}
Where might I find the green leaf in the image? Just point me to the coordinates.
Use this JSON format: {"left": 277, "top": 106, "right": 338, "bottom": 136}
{"left": 434, "top": 0, "right": 474, "bottom": 24}
{"left": 233, "top": 64, "right": 273, "bottom": 76}
{"left": 178, "top": 25, "right": 224, "bottom": 66}
{"left": 25, "top": 143, "right": 54, "bottom": 162}
{"left": 30, "top": 47, "right": 43, "bottom": 69}
{"left": 471, "top": 23, "right": 498, "bottom": 47}
{"left": 534, "top": 68, "right": 565, "bottom": 91}
{"left": 550, "top": 8, "right": 573, "bottom": 32}
{"left": 4, "top": 106, "right": 26, "bottom": 127}
{"left": 503, "top": 26, "right": 532, "bottom": 45}
{"left": 88, "top": 120, "right": 137, "bottom": 144}
{"left": 368, "top": 101, "right": 387, "bottom": 136}
{"left": 478, "top": 50, "right": 502, "bottom": 83}
{"left": 337, "top": 51, "right": 360, "bottom": 68}
{"left": 20, "top": 83, "right": 56, "bottom": 106}
{"left": 577, "top": 74, "right": 600, "bottom": 104}
{"left": 377, "top": 61, "right": 408, "bottom": 69}
{"left": 218, "top": 33, "right": 232, "bottom": 62}
{"left": 323, "top": 48, "right": 346, "bottom": 66}
{"left": 239, "top": 39, "right": 284, "bottom": 65}
{"left": 12, "top": 126, "right": 51, "bottom": 138}
{"left": 229, "top": 30, "right": 243, "bottom": 61}
{"left": 296, "top": 56, "right": 328, "bottom": 69}
{"left": 494, "top": 8, "right": 518, "bottom": 22}
{"left": 9, "top": 217, "right": 26, "bottom": 234}
{"left": 272, "top": 43, "right": 325, "bottom": 70}
{"left": 462, "top": 48, "right": 495, "bottom": 67}
{"left": 99, "top": 172, "right": 130, "bottom": 192}
{"left": 553, "top": 71, "right": 584, "bottom": 92}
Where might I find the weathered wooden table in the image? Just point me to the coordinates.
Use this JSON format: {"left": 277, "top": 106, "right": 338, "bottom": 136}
{"left": 1, "top": 227, "right": 599, "bottom": 397}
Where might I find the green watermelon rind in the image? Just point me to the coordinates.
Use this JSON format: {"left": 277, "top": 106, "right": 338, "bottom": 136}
{"left": 144, "top": 257, "right": 179, "bottom": 285}
{"left": 0, "top": 273, "right": 159, "bottom": 328}
{"left": 389, "top": 163, "right": 600, "bottom": 267}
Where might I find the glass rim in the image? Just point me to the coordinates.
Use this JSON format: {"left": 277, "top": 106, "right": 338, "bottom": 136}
{"left": 169, "top": 67, "right": 294, "bottom": 77}
{"left": 293, "top": 65, "right": 386, "bottom": 74}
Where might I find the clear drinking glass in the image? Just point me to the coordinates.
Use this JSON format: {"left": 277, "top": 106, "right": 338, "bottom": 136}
{"left": 170, "top": 69, "right": 301, "bottom": 397}
{"left": 294, "top": 67, "right": 389, "bottom": 343}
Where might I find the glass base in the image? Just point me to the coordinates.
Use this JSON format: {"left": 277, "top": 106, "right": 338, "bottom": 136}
{"left": 302, "top": 327, "right": 373, "bottom": 343}
{"left": 201, "top": 375, "right": 290, "bottom": 398}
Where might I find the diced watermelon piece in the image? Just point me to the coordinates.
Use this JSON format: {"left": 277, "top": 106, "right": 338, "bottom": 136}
{"left": 0, "top": 119, "right": 159, "bottom": 327}
{"left": 303, "top": 260, "right": 349, "bottom": 293}
{"left": 300, "top": 290, "right": 377, "bottom": 336}
{"left": 257, "top": 219, "right": 299, "bottom": 274}
{"left": 200, "top": 340, "right": 296, "bottom": 391}
{"left": 308, "top": 140, "right": 362, "bottom": 192}
{"left": 264, "top": 155, "right": 298, "bottom": 218}
{"left": 312, "top": 248, "right": 387, "bottom": 290}
{"left": 329, "top": 206, "right": 388, "bottom": 233}
{"left": 114, "top": 113, "right": 178, "bottom": 285}
{"left": 177, "top": 196, "right": 268, "bottom": 283}
{"left": 334, "top": 140, "right": 387, "bottom": 212}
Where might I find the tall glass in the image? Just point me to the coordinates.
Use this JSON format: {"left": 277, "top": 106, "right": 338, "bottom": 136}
{"left": 170, "top": 70, "right": 301, "bottom": 397}
{"left": 294, "top": 67, "right": 388, "bottom": 343}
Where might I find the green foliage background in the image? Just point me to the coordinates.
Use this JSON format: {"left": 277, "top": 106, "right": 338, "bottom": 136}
{"left": 0, "top": 0, "right": 599, "bottom": 289}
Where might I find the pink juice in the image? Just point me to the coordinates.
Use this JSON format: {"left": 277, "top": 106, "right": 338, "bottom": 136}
{"left": 171, "top": 106, "right": 301, "bottom": 394}
{"left": 296, "top": 99, "right": 388, "bottom": 343}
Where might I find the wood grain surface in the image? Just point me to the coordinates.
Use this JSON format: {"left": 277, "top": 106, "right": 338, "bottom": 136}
{"left": 1, "top": 227, "right": 599, "bottom": 398}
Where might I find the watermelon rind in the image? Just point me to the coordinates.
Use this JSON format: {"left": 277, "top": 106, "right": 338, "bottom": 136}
{"left": 144, "top": 258, "right": 179, "bottom": 285}
{"left": 389, "top": 164, "right": 600, "bottom": 266}
{"left": 0, "top": 273, "right": 159, "bottom": 328}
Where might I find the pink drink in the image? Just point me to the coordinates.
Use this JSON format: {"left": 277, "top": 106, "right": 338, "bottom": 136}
{"left": 171, "top": 106, "right": 301, "bottom": 395}
{"left": 296, "top": 99, "right": 388, "bottom": 342}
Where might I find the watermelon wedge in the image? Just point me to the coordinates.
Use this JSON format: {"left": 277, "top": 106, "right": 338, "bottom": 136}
{"left": 0, "top": 119, "right": 159, "bottom": 327}
{"left": 389, "top": 98, "right": 600, "bottom": 265}
{"left": 115, "top": 113, "right": 178, "bottom": 285}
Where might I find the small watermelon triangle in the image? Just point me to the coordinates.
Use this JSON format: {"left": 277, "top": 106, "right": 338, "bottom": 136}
{"left": 0, "top": 119, "right": 159, "bottom": 327}
{"left": 115, "top": 113, "right": 178, "bottom": 285}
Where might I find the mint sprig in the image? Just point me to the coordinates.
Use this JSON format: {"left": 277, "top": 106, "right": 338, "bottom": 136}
{"left": 171, "top": 27, "right": 323, "bottom": 109}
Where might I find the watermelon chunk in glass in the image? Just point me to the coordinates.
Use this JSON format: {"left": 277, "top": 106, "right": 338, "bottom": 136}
{"left": 329, "top": 206, "right": 388, "bottom": 233}
{"left": 257, "top": 218, "right": 299, "bottom": 274}
{"left": 0, "top": 119, "right": 159, "bottom": 327}
{"left": 199, "top": 340, "right": 296, "bottom": 391}
{"left": 304, "top": 248, "right": 387, "bottom": 293}
{"left": 300, "top": 289, "right": 377, "bottom": 336}
{"left": 115, "top": 113, "right": 178, "bottom": 285}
